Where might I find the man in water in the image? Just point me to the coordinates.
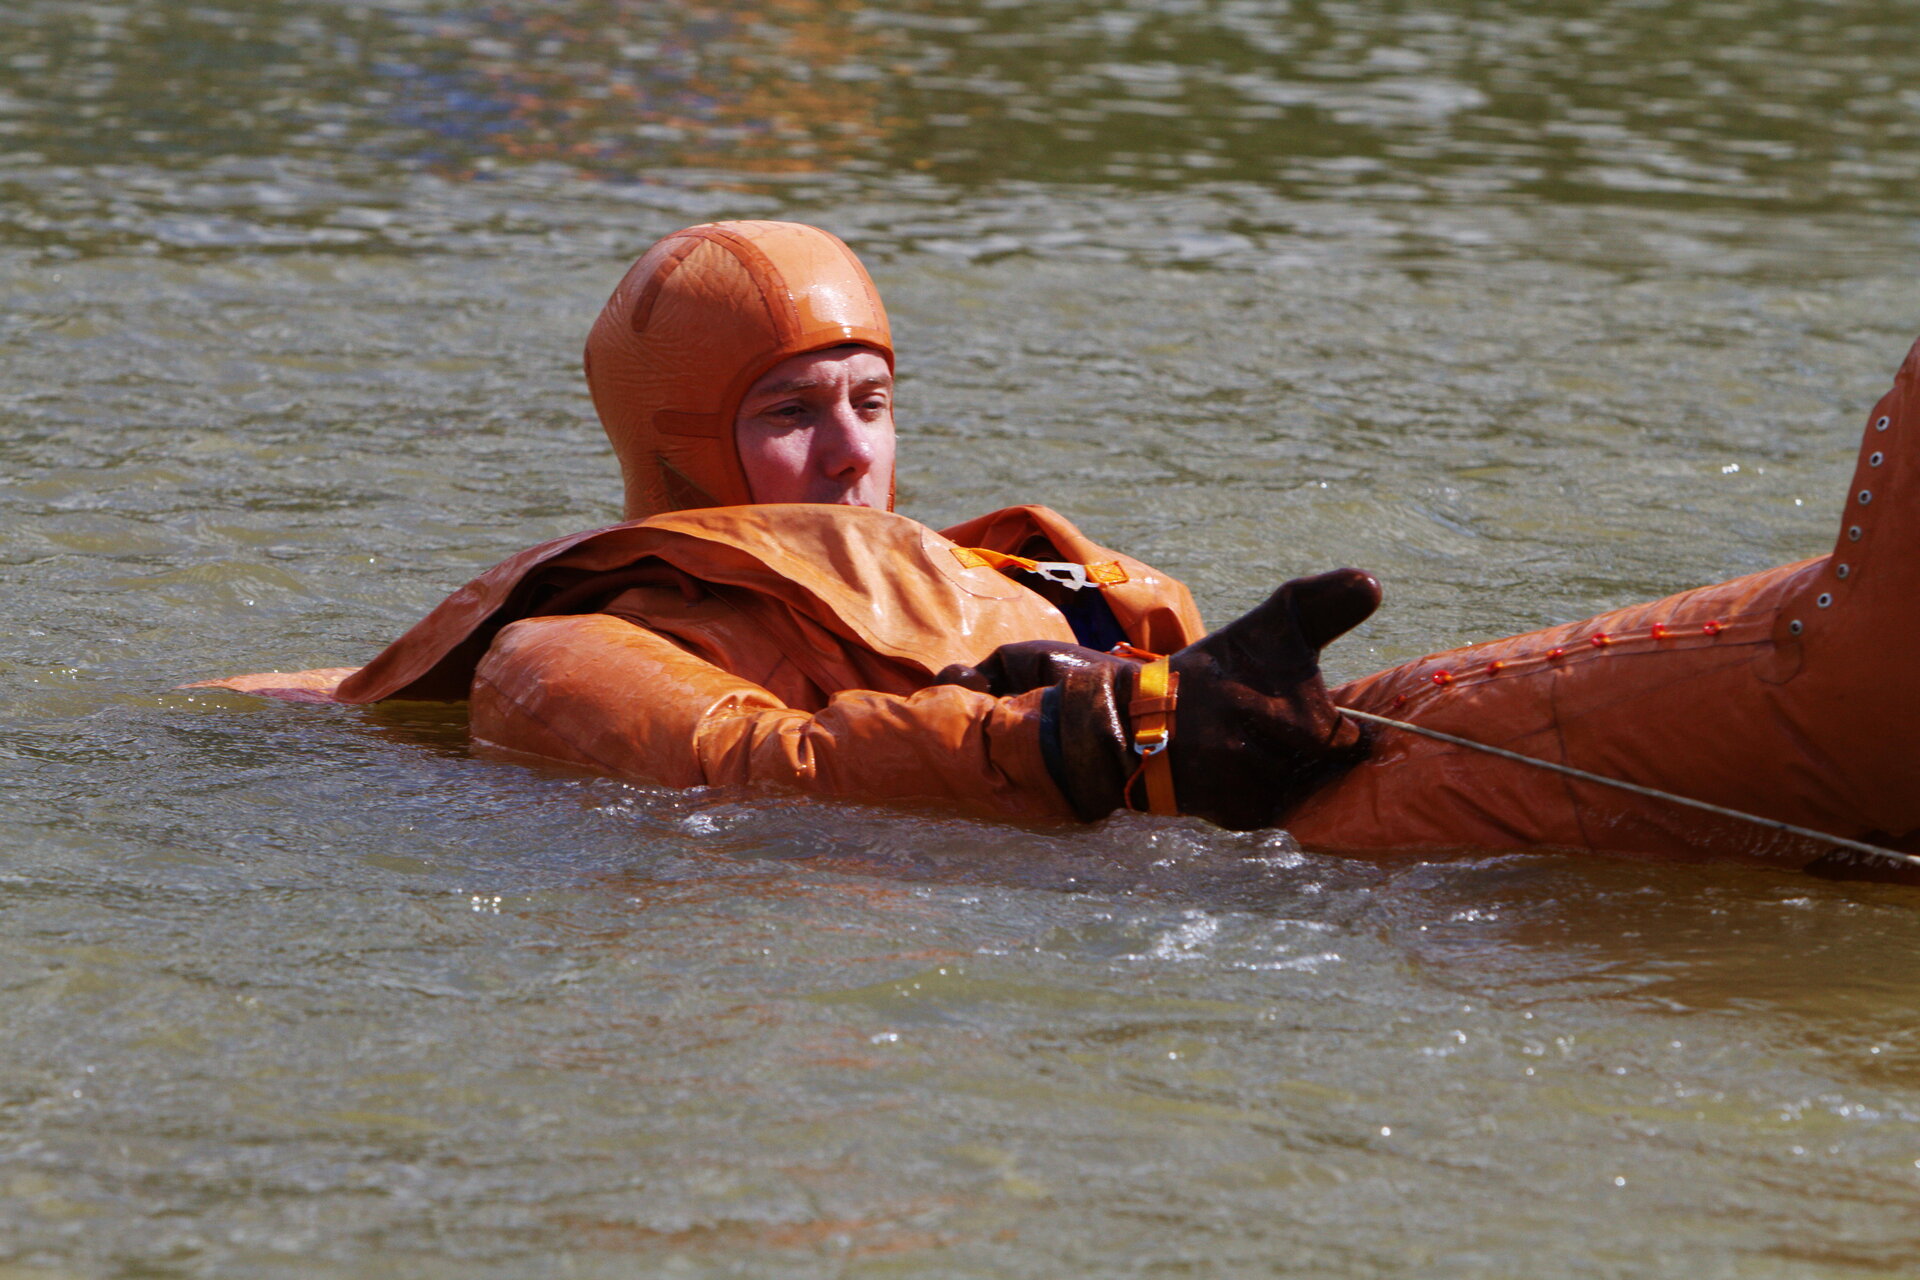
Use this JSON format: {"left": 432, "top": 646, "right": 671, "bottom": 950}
{"left": 202, "top": 220, "right": 1379, "bottom": 828}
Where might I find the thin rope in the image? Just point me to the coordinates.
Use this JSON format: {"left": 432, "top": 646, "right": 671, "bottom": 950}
{"left": 1336, "top": 706, "right": 1920, "bottom": 871}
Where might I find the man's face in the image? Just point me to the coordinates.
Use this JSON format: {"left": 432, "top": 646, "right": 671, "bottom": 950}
{"left": 733, "top": 346, "right": 895, "bottom": 507}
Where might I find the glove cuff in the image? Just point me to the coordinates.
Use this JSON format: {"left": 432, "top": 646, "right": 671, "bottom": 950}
{"left": 1039, "top": 666, "right": 1133, "bottom": 821}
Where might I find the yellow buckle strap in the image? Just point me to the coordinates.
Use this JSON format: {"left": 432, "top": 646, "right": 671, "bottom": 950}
{"left": 1125, "top": 657, "right": 1179, "bottom": 816}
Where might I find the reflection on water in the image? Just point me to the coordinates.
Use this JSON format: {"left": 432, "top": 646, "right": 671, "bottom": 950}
{"left": 380, "top": 1, "right": 895, "bottom": 179}
{"left": 6, "top": 0, "right": 1920, "bottom": 261}
{"left": 5, "top": 0, "right": 1920, "bottom": 1275}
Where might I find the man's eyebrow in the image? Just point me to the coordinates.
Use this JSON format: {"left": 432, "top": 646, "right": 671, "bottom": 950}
{"left": 749, "top": 376, "right": 827, "bottom": 396}
{"left": 747, "top": 373, "right": 893, "bottom": 397}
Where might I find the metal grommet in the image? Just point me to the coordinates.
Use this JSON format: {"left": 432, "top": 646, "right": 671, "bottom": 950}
{"left": 1876, "top": 415, "right": 1891, "bottom": 431}
{"left": 1859, "top": 489, "right": 1873, "bottom": 504}
{"left": 1817, "top": 593, "right": 1833, "bottom": 608}
{"left": 1788, "top": 619, "right": 1804, "bottom": 635}
{"left": 1836, "top": 562, "right": 1850, "bottom": 579}
{"left": 1848, "top": 525, "right": 1863, "bottom": 541}
{"left": 1869, "top": 451, "right": 1884, "bottom": 467}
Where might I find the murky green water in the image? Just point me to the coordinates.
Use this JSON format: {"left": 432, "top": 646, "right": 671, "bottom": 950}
{"left": 6, "top": 1, "right": 1920, "bottom": 1275}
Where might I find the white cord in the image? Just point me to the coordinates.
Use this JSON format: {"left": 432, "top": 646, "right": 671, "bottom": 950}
{"left": 1337, "top": 706, "right": 1920, "bottom": 871}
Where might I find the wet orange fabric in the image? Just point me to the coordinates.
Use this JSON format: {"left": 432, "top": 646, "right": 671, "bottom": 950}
{"left": 196, "top": 503, "right": 1204, "bottom": 816}
{"left": 1289, "top": 336, "right": 1920, "bottom": 865}
{"left": 585, "top": 220, "right": 893, "bottom": 519}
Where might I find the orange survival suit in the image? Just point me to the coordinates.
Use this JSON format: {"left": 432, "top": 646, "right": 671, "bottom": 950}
{"left": 198, "top": 221, "right": 1207, "bottom": 820}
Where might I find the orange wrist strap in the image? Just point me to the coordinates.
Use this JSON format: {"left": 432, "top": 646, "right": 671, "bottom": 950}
{"left": 1125, "top": 657, "right": 1180, "bottom": 816}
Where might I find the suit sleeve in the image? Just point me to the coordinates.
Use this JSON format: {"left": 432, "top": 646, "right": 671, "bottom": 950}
{"left": 469, "top": 613, "right": 1073, "bottom": 820}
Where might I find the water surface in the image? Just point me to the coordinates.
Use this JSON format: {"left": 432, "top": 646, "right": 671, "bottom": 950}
{"left": 5, "top": 1, "right": 1920, "bottom": 1275}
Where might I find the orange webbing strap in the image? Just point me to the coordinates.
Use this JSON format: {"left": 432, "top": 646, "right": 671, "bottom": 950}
{"left": 1124, "top": 657, "right": 1179, "bottom": 815}
{"left": 951, "top": 546, "right": 1129, "bottom": 590}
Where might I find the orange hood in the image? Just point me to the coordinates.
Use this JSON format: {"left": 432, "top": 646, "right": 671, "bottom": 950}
{"left": 585, "top": 220, "right": 895, "bottom": 520}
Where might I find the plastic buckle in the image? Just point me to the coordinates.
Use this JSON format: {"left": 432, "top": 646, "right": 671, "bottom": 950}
{"left": 1030, "top": 561, "right": 1094, "bottom": 591}
{"left": 1133, "top": 728, "right": 1169, "bottom": 756}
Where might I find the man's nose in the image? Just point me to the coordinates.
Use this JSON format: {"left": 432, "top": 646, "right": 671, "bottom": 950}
{"left": 818, "top": 396, "right": 878, "bottom": 478}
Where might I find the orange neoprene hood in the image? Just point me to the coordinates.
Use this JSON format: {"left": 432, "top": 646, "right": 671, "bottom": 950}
{"left": 585, "top": 220, "right": 895, "bottom": 520}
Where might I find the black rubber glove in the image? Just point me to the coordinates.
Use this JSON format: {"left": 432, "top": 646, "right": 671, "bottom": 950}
{"left": 937, "top": 569, "right": 1381, "bottom": 829}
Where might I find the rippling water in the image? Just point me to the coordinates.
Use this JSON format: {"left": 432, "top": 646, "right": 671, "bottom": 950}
{"left": 6, "top": 1, "right": 1920, "bottom": 1275}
